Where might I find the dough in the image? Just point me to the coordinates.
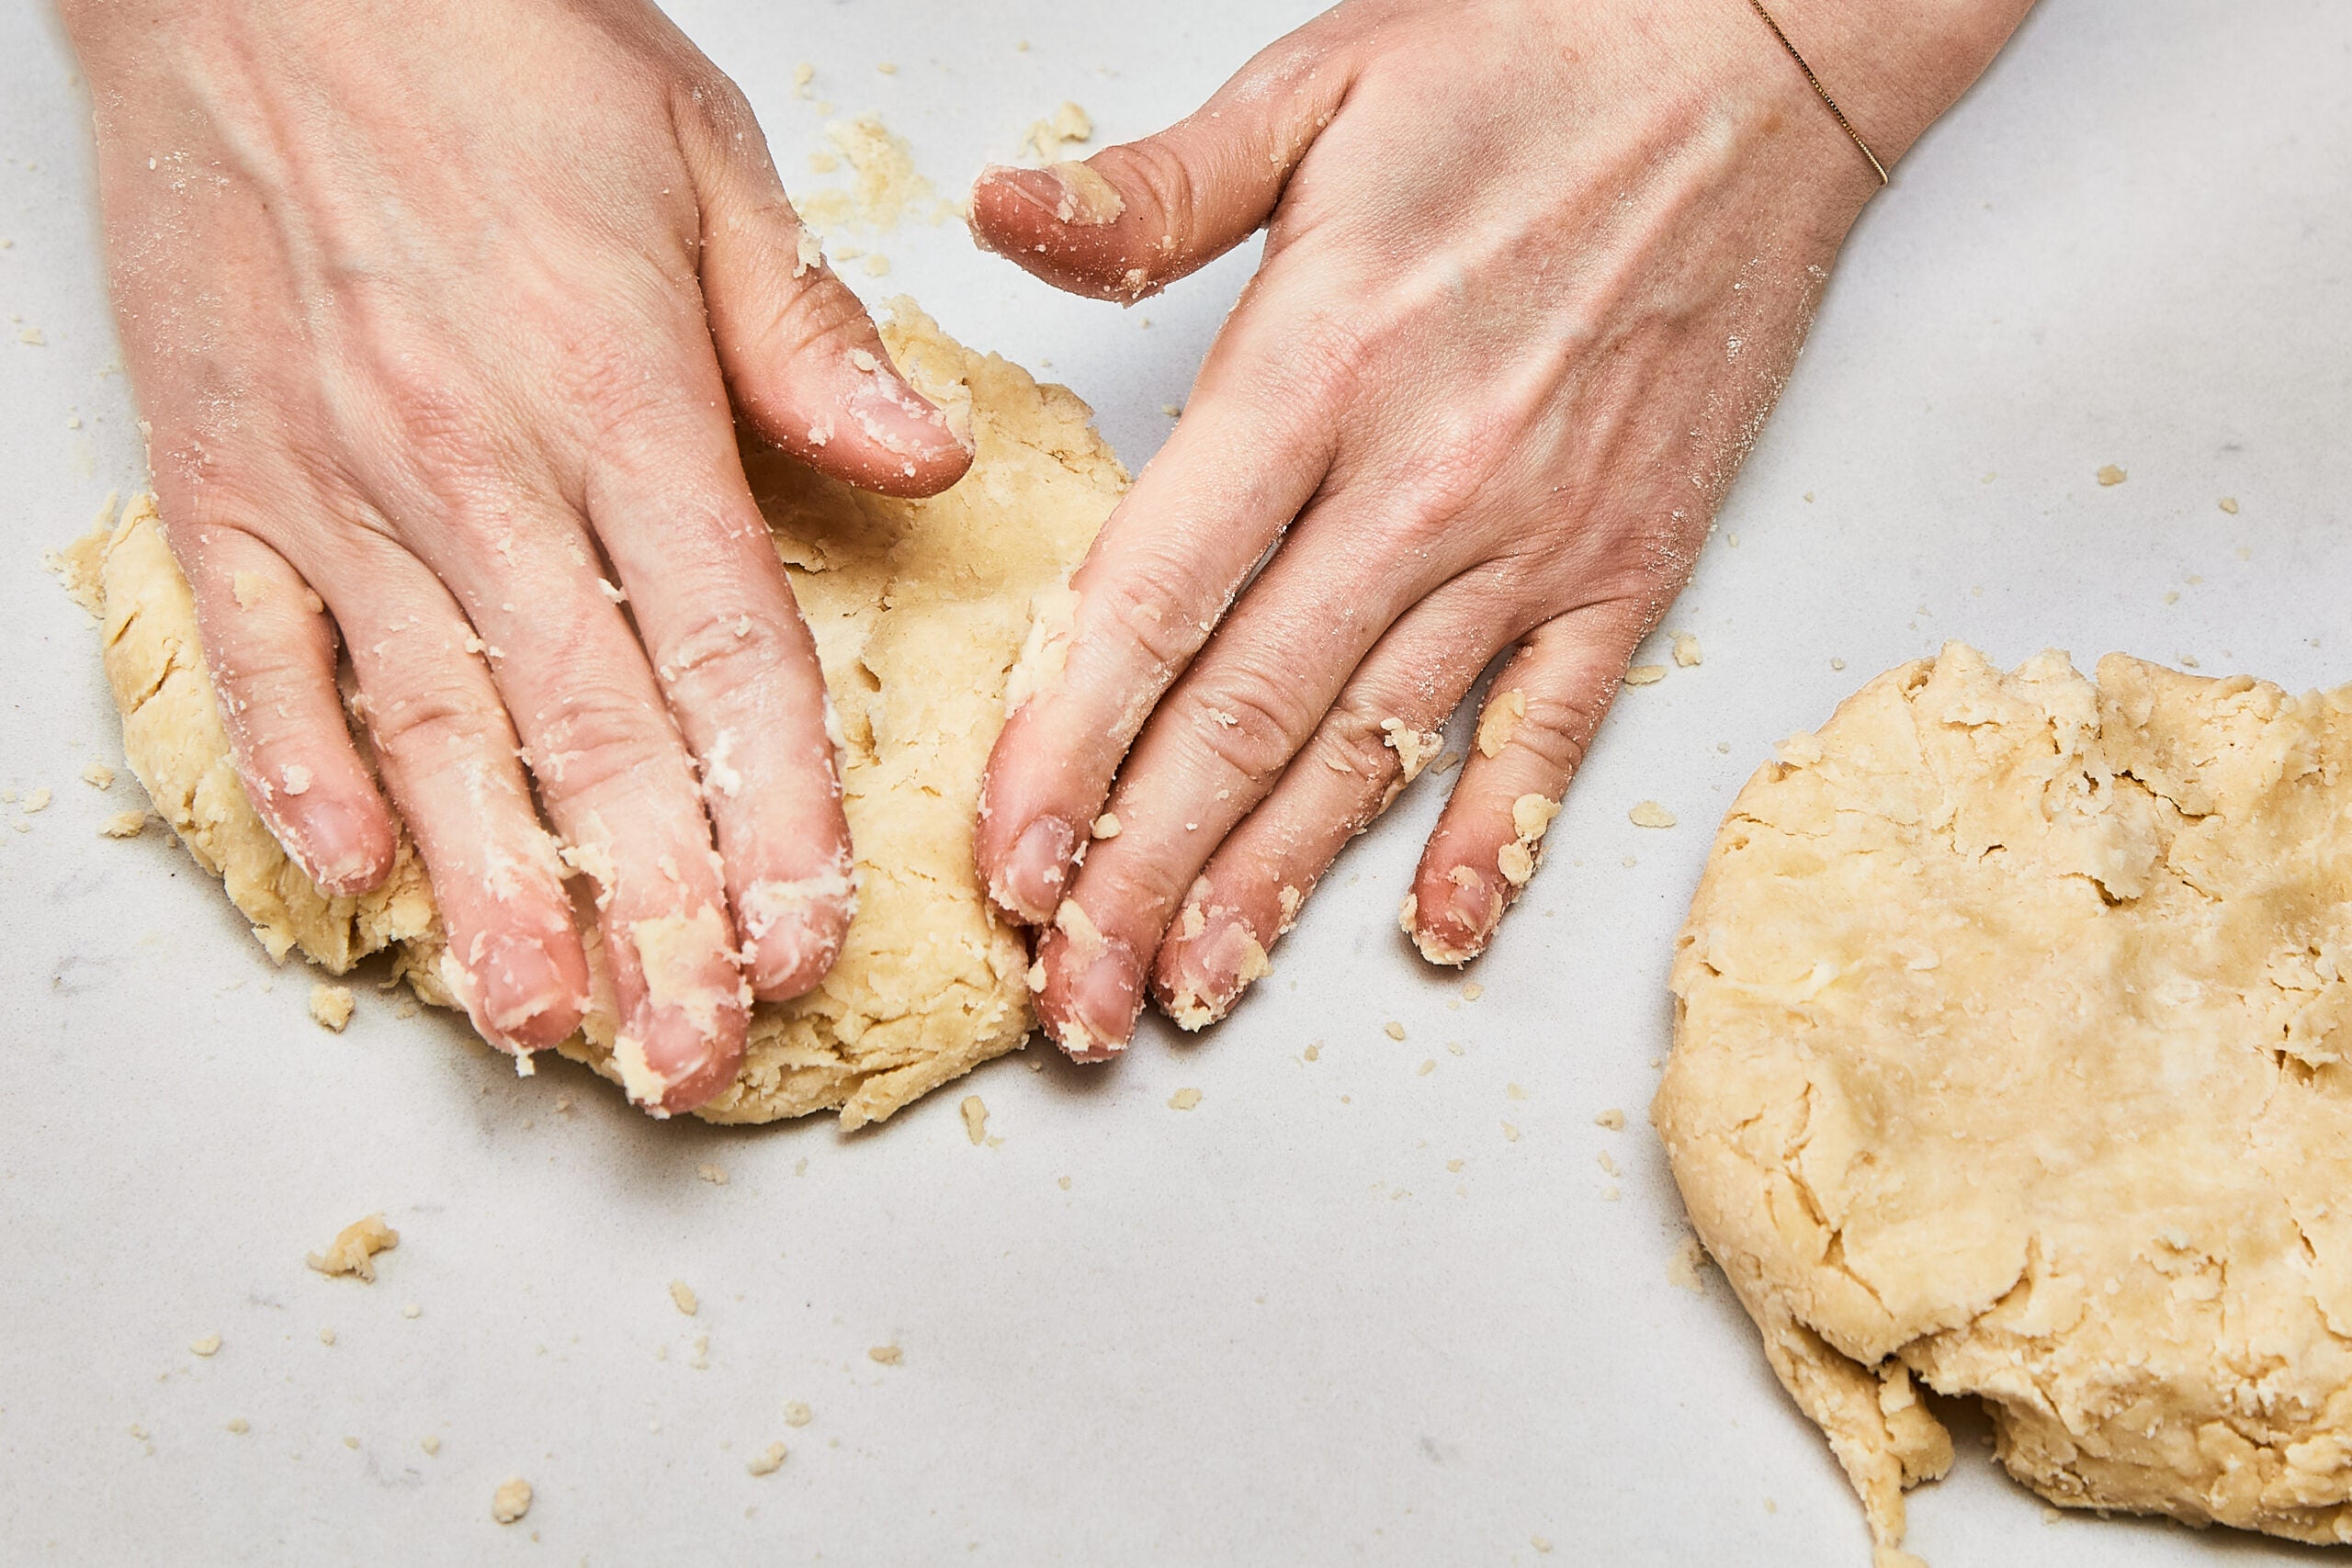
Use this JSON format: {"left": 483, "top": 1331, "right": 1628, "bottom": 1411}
{"left": 69, "top": 303, "right": 1125, "bottom": 1127}
{"left": 1656, "top": 643, "right": 2352, "bottom": 1561}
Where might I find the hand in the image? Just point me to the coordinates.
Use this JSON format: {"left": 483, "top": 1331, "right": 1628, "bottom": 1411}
{"left": 62, "top": 0, "right": 972, "bottom": 1111}
{"left": 967, "top": 0, "right": 2030, "bottom": 1057}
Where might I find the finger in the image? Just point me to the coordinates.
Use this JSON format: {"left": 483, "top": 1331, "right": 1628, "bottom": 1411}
{"left": 974, "top": 313, "right": 1336, "bottom": 928}
{"left": 1408, "top": 607, "right": 1644, "bottom": 964}
{"left": 1148, "top": 585, "right": 1514, "bottom": 1030}
{"left": 169, "top": 517, "right": 397, "bottom": 897}
{"left": 438, "top": 513, "right": 747, "bottom": 1116}
{"left": 320, "top": 537, "right": 590, "bottom": 1055}
{"left": 967, "top": 21, "right": 1353, "bottom": 301}
{"left": 588, "top": 382, "right": 854, "bottom": 1003}
{"left": 1027, "top": 510, "right": 1478, "bottom": 1056}
{"left": 676, "top": 76, "right": 972, "bottom": 496}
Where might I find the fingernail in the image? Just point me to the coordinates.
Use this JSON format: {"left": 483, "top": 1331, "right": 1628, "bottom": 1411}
{"left": 978, "top": 161, "right": 1125, "bottom": 227}
{"left": 1069, "top": 936, "right": 1144, "bottom": 1053}
{"left": 1159, "top": 914, "right": 1272, "bottom": 1031}
{"left": 1448, "top": 871, "right": 1497, "bottom": 941}
{"left": 842, "top": 347, "right": 970, "bottom": 463}
{"left": 999, "top": 817, "right": 1074, "bottom": 922}
{"left": 745, "top": 900, "right": 848, "bottom": 1000}
{"left": 478, "top": 930, "right": 586, "bottom": 1052}
{"left": 290, "top": 795, "right": 378, "bottom": 897}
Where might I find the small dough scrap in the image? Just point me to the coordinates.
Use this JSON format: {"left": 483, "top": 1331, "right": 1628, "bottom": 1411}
{"left": 1380, "top": 717, "right": 1443, "bottom": 783}
{"left": 73, "top": 306, "right": 1125, "bottom": 1128}
{"left": 1476, "top": 688, "right": 1526, "bottom": 759}
{"left": 309, "top": 982, "right": 355, "bottom": 1032}
{"left": 307, "top": 1213, "right": 398, "bottom": 1282}
{"left": 1657, "top": 642, "right": 2352, "bottom": 1558}
{"left": 492, "top": 1477, "right": 532, "bottom": 1525}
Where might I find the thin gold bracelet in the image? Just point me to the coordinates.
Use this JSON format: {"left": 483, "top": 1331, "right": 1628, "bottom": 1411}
{"left": 1743, "top": 0, "right": 1890, "bottom": 186}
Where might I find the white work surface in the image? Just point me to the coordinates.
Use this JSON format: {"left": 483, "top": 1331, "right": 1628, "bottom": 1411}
{"left": 4, "top": 2, "right": 2349, "bottom": 1562}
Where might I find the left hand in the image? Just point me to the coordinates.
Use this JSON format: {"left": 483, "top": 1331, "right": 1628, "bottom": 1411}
{"left": 965, "top": 0, "right": 2028, "bottom": 1057}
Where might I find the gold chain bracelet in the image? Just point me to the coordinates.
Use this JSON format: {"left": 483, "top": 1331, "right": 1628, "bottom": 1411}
{"left": 1743, "top": 0, "right": 1889, "bottom": 186}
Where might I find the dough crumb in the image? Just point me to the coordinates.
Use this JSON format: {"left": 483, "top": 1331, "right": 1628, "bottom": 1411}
{"left": 1476, "top": 688, "right": 1527, "bottom": 758}
{"left": 99, "top": 809, "right": 147, "bottom": 838}
{"left": 1463, "top": 982, "right": 1484, "bottom": 1002}
{"left": 696, "top": 1162, "right": 729, "bottom": 1186}
{"left": 225, "top": 1417, "right": 249, "bottom": 1434}
{"left": 1057, "top": 1175, "right": 1072, "bottom": 1190}
{"left": 2095, "top": 463, "right": 2127, "bottom": 486}
{"left": 307, "top": 1213, "right": 398, "bottom": 1281}
{"left": 190, "top": 1334, "right": 220, "bottom": 1357}
{"left": 1623, "top": 664, "right": 1667, "bottom": 686}
{"left": 81, "top": 762, "right": 115, "bottom": 790}
{"left": 1090, "top": 812, "right": 1121, "bottom": 840}
{"left": 1383, "top": 1021, "right": 1407, "bottom": 1042}
{"left": 1667, "top": 1234, "right": 1710, "bottom": 1293}
{"left": 1594, "top": 1108, "right": 1626, "bottom": 1130}
{"left": 669, "top": 1280, "right": 699, "bottom": 1317}
{"left": 1628, "top": 800, "right": 1678, "bottom": 829}
{"left": 1380, "top": 717, "right": 1443, "bottom": 782}
{"left": 1021, "top": 101, "right": 1093, "bottom": 164}
{"left": 23, "top": 785, "right": 50, "bottom": 814}
{"left": 868, "top": 1345, "right": 903, "bottom": 1366}
{"left": 492, "top": 1477, "right": 532, "bottom": 1525}
{"left": 2218, "top": 496, "right": 2240, "bottom": 513}
{"left": 1303, "top": 1043, "right": 1321, "bottom": 1062}
{"left": 1168, "top": 1088, "right": 1203, "bottom": 1111}
{"left": 422, "top": 1436, "right": 440, "bottom": 1456}
{"left": 1418, "top": 1059, "right": 1436, "bottom": 1076}
{"left": 401, "top": 1303, "right": 421, "bottom": 1319}
{"left": 1672, "top": 632, "right": 1703, "bottom": 668}
{"left": 783, "top": 1402, "right": 813, "bottom": 1428}
{"left": 960, "top": 1094, "right": 989, "bottom": 1145}
{"left": 1532, "top": 1539, "right": 1554, "bottom": 1555}
{"left": 747, "top": 1441, "right": 788, "bottom": 1476}
{"left": 319, "top": 1326, "right": 335, "bottom": 1346}
{"left": 1501, "top": 1122, "right": 1521, "bottom": 1143}
{"left": 308, "top": 983, "right": 355, "bottom": 1032}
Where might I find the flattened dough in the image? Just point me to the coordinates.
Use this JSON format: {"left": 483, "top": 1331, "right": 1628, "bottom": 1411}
{"left": 70, "top": 303, "right": 1125, "bottom": 1127}
{"left": 1657, "top": 643, "right": 2352, "bottom": 1560}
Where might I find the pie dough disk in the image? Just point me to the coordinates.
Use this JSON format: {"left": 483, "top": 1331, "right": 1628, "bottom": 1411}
{"left": 66, "top": 302, "right": 1125, "bottom": 1127}
{"left": 1655, "top": 643, "right": 2352, "bottom": 1561}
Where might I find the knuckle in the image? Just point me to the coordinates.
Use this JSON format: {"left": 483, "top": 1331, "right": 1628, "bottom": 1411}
{"left": 1188, "top": 663, "right": 1310, "bottom": 784}
{"left": 526, "top": 674, "right": 676, "bottom": 804}
{"left": 1095, "top": 558, "right": 1207, "bottom": 677}
{"left": 368, "top": 677, "right": 502, "bottom": 770}
{"left": 654, "top": 607, "right": 785, "bottom": 700}
{"left": 1513, "top": 682, "right": 1608, "bottom": 779}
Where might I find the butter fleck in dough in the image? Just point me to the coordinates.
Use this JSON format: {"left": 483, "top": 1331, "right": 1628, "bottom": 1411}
{"left": 69, "top": 305, "right": 1125, "bottom": 1128}
{"left": 1657, "top": 642, "right": 2352, "bottom": 1558}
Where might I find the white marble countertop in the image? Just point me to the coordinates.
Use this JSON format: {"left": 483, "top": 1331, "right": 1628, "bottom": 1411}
{"left": 2, "top": 1, "right": 2347, "bottom": 1562}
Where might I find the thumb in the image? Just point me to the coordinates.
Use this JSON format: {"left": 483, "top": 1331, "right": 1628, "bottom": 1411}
{"left": 680, "top": 89, "right": 973, "bottom": 498}
{"left": 967, "top": 28, "right": 1352, "bottom": 303}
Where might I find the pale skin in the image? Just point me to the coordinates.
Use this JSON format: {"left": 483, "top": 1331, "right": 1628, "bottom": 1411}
{"left": 62, "top": 0, "right": 971, "bottom": 1112}
{"left": 64, "top": 0, "right": 2032, "bottom": 1102}
{"left": 970, "top": 0, "right": 2034, "bottom": 1057}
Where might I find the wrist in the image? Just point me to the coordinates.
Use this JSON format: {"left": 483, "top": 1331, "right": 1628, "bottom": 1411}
{"left": 1749, "top": 0, "right": 2037, "bottom": 165}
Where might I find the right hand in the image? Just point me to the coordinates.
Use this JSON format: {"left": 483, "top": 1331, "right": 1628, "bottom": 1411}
{"left": 62, "top": 0, "right": 973, "bottom": 1111}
